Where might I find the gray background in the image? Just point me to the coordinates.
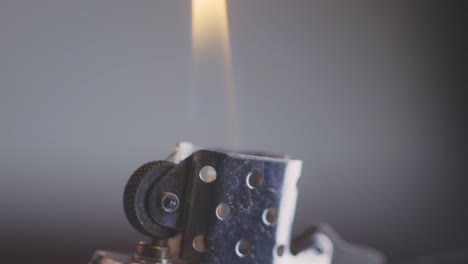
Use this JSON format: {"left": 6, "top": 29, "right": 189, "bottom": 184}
{"left": 0, "top": 1, "right": 467, "bottom": 263}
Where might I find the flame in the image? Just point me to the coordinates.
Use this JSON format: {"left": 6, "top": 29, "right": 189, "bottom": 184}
{"left": 192, "top": 0, "right": 231, "bottom": 59}
{"left": 192, "top": 0, "right": 239, "bottom": 148}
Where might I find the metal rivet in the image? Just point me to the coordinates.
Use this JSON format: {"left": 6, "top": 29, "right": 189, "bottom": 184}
{"left": 246, "top": 170, "right": 263, "bottom": 189}
{"left": 199, "top": 165, "right": 217, "bottom": 183}
{"left": 193, "top": 235, "right": 208, "bottom": 253}
{"left": 262, "top": 208, "right": 278, "bottom": 226}
{"left": 215, "top": 202, "right": 231, "bottom": 220}
{"left": 161, "top": 192, "right": 179, "bottom": 213}
{"left": 235, "top": 239, "right": 252, "bottom": 257}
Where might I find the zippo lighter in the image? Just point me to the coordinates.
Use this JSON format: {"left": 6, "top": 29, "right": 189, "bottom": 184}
{"left": 90, "top": 142, "right": 384, "bottom": 264}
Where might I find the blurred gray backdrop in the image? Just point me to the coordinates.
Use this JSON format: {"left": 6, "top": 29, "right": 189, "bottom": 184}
{"left": 0, "top": 1, "right": 467, "bottom": 263}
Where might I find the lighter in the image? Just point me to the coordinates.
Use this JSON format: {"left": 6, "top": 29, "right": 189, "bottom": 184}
{"left": 90, "top": 142, "right": 385, "bottom": 264}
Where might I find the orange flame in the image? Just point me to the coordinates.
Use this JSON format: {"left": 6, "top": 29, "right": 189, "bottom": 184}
{"left": 192, "top": 0, "right": 239, "bottom": 148}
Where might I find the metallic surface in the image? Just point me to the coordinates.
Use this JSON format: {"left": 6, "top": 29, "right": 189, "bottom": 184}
{"left": 134, "top": 240, "right": 172, "bottom": 263}
{"left": 161, "top": 192, "right": 180, "bottom": 213}
{"left": 91, "top": 142, "right": 386, "bottom": 264}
